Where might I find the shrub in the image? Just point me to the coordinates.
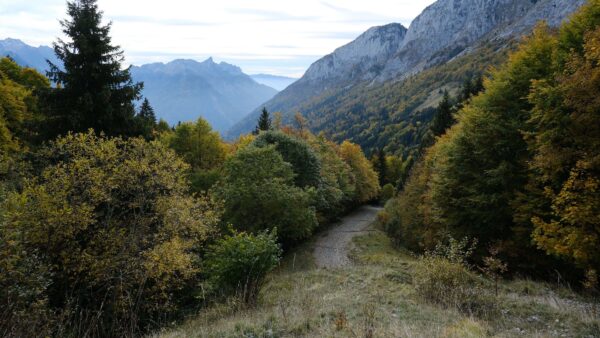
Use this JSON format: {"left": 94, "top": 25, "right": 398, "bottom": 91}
{"left": 0, "top": 131, "right": 220, "bottom": 336}
{"left": 413, "top": 256, "right": 492, "bottom": 316}
{"left": 380, "top": 183, "right": 395, "bottom": 203}
{"left": 217, "top": 145, "right": 318, "bottom": 243}
{"left": 253, "top": 131, "right": 322, "bottom": 188}
{"left": 204, "top": 230, "right": 282, "bottom": 304}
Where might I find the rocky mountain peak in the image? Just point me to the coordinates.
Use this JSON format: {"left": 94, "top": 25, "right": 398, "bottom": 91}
{"left": 380, "top": 0, "right": 587, "bottom": 79}
{"left": 302, "top": 23, "right": 407, "bottom": 82}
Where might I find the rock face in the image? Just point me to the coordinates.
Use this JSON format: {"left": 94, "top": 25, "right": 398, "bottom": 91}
{"left": 380, "top": 0, "right": 587, "bottom": 79}
{"left": 131, "top": 58, "right": 278, "bottom": 133}
{"left": 227, "top": 0, "right": 587, "bottom": 138}
{"left": 303, "top": 23, "right": 407, "bottom": 83}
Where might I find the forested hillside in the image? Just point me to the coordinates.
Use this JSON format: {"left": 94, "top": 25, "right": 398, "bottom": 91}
{"left": 382, "top": 0, "right": 600, "bottom": 286}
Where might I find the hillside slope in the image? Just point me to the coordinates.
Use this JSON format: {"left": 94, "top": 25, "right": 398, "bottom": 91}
{"left": 227, "top": 0, "right": 586, "bottom": 145}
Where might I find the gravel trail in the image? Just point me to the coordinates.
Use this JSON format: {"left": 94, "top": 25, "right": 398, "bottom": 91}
{"left": 313, "top": 205, "right": 382, "bottom": 268}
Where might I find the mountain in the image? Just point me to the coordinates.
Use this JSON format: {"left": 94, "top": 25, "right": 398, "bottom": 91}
{"left": 0, "top": 39, "right": 279, "bottom": 133}
{"left": 0, "top": 38, "right": 60, "bottom": 73}
{"left": 250, "top": 74, "right": 297, "bottom": 91}
{"left": 130, "top": 58, "right": 277, "bottom": 132}
{"left": 227, "top": 0, "right": 587, "bottom": 142}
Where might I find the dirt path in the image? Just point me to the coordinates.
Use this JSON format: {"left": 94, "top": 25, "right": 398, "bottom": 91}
{"left": 313, "top": 205, "right": 382, "bottom": 268}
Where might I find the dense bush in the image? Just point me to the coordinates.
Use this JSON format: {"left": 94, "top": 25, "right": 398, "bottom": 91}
{"left": 161, "top": 118, "right": 228, "bottom": 193}
{"left": 253, "top": 131, "right": 322, "bottom": 188}
{"left": 204, "top": 230, "right": 282, "bottom": 304}
{"left": 0, "top": 131, "right": 219, "bottom": 336}
{"left": 308, "top": 135, "right": 356, "bottom": 221}
{"left": 380, "top": 183, "right": 395, "bottom": 203}
{"left": 337, "top": 141, "right": 380, "bottom": 204}
{"left": 217, "top": 145, "right": 318, "bottom": 243}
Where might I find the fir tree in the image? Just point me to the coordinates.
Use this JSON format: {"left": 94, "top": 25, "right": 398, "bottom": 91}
{"left": 253, "top": 107, "right": 272, "bottom": 135}
{"left": 137, "top": 98, "right": 157, "bottom": 139}
{"left": 46, "top": 0, "right": 142, "bottom": 137}
{"left": 375, "top": 148, "right": 387, "bottom": 187}
{"left": 429, "top": 90, "right": 455, "bottom": 137}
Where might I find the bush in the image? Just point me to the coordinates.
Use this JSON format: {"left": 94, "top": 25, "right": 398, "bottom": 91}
{"left": 204, "top": 230, "right": 282, "bottom": 304}
{"left": 380, "top": 183, "right": 395, "bottom": 203}
{"left": 217, "top": 145, "right": 318, "bottom": 243}
{"left": 413, "top": 256, "right": 492, "bottom": 315}
{"left": 253, "top": 131, "right": 322, "bottom": 188}
{"left": 0, "top": 131, "right": 220, "bottom": 336}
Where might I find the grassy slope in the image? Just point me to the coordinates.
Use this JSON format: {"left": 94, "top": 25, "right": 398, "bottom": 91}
{"left": 154, "top": 229, "right": 600, "bottom": 337}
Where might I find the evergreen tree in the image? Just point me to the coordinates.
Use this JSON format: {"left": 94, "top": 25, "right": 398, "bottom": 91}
{"left": 46, "top": 0, "right": 142, "bottom": 137}
{"left": 253, "top": 107, "right": 272, "bottom": 135}
{"left": 375, "top": 148, "right": 388, "bottom": 186}
{"left": 137, "top": 98, "right": 157, "bottom": 139}
{"left": 429, "top": 90, "right": 454, "bottom": 137}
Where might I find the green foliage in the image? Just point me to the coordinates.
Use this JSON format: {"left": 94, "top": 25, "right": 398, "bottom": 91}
{"left": 307, "top": 134, "right": 356, "bottom": 221}
{"left": 136, "top": 98, "right": 157, "bottom": 140}
{"left": 0, "top": 131, "right": 219, "bottom": 336}
{"left": 429, "top": 90, "right": 455, "bottom": 137}
{"left": 161, "top": 118, "right": 227, "bottom": 193}
{"left": 380, "top": 183, "right": 395, "bottom": 203}
{"left": 253, "top": 131, "right": 322, "bottom": 188}
{"left": 204, "top": 230, "right": 282, "bottom": 304}
{"left": 217, "top": 145, "right": 317, "bottom": 243}
{"left": 45, "top": 0, "right": 143, "bottom": 137}
{"left": 161, "top": 118, "right": 226, "bottom": 170}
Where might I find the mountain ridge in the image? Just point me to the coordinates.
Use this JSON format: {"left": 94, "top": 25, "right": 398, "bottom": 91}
{"left": 227, "top": 0, "right": 587, "bottom": 140}
{"left": 0, "top": 38, "right": 280, "bottom": 133}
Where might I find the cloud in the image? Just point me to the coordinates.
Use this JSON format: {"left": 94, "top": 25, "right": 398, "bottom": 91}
{"left": 0, "top": 0, "right": 437, "bottom": 77}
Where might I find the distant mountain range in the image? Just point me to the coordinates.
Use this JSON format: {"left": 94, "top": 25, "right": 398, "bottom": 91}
{"left": 0, "top": 38, "right": 60, "bottom": 72}
{"left": 130, "top": 58, "right": 277, "bottom": 132}
{"left": 227, "top": 0, "right": 588, "bottom": 141}
{"left": 0, "top": 38, "right": 281, "bottom": 133}
{"left": 250, "top": 74, "right": 297, "bottom": 91}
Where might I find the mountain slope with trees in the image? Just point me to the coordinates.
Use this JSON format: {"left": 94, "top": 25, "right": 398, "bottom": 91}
{"left": 227, "top": 0, "right": 586, "bottom": 149}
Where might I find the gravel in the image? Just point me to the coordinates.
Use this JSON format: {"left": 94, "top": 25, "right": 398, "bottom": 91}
{"left": 313, "top": 205, "right": 382, "bottom": 269}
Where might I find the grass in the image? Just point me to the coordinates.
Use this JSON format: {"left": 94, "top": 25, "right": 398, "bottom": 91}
{"left": 152, "top": 227, "right": 600, "bottom": 338}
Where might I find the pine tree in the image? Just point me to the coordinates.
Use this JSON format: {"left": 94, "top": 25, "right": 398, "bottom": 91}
{"left": 46, "top": 0, "right": 142, "bottom": 137}
{"left": 253, "top": 107, "right": 272, "bottom": 135}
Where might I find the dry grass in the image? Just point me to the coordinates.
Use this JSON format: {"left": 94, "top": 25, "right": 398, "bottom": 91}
{"left": 152, "top": 229, "right": 600, "bottom": 338}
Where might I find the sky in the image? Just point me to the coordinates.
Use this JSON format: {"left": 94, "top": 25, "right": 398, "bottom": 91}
{"left": 0, "top": 0, "right": 436, "bottom": 77}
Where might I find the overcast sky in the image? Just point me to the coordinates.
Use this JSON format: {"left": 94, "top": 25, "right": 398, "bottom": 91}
{"left": 0, "top": 0, "right": 436, "bottom": 77}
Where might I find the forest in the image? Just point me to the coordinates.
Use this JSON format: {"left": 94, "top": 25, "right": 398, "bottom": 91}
{"left": 381, "top": 0, "right": 600, "bottom": 288}
{"left": 0, "top": 0, "right": 379, "bottom": 336}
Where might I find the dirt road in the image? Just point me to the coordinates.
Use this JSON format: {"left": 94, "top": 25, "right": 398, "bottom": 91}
{"left": 313, "top": 205, "right": 382, "bottom": 268}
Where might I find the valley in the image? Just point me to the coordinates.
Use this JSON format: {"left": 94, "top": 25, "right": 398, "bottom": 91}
{"left": 1, "top": 0, "right": 599, "bottom": 337}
